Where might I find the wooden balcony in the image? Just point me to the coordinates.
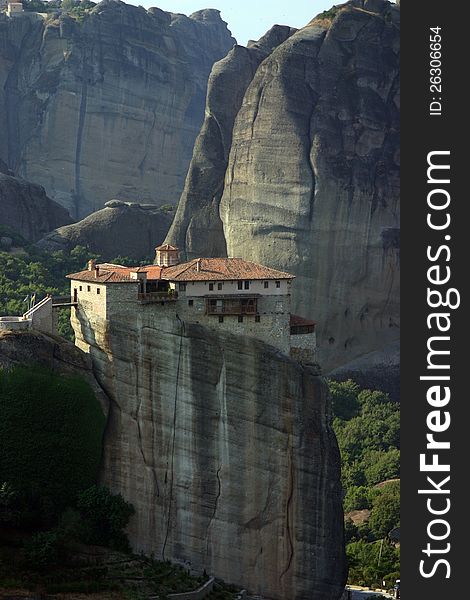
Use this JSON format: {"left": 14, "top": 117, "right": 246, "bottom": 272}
{"left": 206, "top": 297, "right": 257, "bottom": 315}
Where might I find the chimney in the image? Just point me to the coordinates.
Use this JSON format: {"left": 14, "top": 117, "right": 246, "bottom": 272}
{"left": 88, "top": 259, "right": 96, "bottom": 271}
{"left": 94, "top": 265, "right": 100, "bottom": 279}
{"left": 196, "top": 259, "right": 201, "bottom": 272}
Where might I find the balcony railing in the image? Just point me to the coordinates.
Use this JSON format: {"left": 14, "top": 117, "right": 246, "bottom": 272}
{"left": 206, "top": 299, "right": 257, "bottom": 315}
{"left": 138, "top": 291, "right": 178, "bottom": 303}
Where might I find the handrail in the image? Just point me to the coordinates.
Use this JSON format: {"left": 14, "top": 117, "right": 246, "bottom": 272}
{"left": 207, "top": 306, "right": 257, "bottom": 315}
{"left": 138, "top": 291, "right": 178, "bottom": 302}
{"left": 22, "top": 296, "right": 51, "bottom": 319}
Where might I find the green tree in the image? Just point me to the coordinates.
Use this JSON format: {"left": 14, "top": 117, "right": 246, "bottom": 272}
{"left": 329, "top": 379, "right": 361, "bottom": 420}
{"left": 0, "top": 366, "right": 106, "bottom": 523}
{"left": 343, "top": 485, "right": 374, "bottom": 512}
{"left": 368, "top": 482, "right": 400, "bottom": 539}
{"left": 363, "top": 449, "right": 400, "bottom": 486}
{"left": 347, "top": 539, "right": 400, "bottom": 587}
{"left": 76, "top": 486, "right": 135, "bottom": 551}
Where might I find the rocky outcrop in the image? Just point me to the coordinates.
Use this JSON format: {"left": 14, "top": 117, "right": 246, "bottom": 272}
{"left": 166, "top": 0, "right": 400, "bottom": 372}
{"left": 37, "top": 200, "right": 173, "bottom": 260}
{"left": 72, "top": 305, "right": 346, "bottom": 599}
{"left": 0, "top": 172, "right": 72, "bottom": 242}
{"left": 166, "top": 25, "right": 297, "bottom": 258}
{"left": 0, "top": 1, "right": 235, "bottom": 218}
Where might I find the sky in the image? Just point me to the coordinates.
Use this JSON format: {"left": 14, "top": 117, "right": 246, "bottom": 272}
{"left": 126, "top": 1, "right": 334, "bottom": 45}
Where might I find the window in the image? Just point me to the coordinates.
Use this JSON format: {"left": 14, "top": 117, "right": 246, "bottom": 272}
{"left": 87, "top": 285, "right": 91, "bottom": 292}
{"left": 244, "top": 280, "right": 250, "bottom": 290}
{"left": 188, "top": 299, "right": 193, "bottom": 307}
{"left": 276, "top": 281, "right": 281, "bottom": 288}
{"left": 209, "top": 283, "right": 214, "bottom": 291}
{"left": 218, "top": 282, "right": 223, "bottom": 290}
{"left": 264, "top": 281, "right": 269, "bottom": 289}
{"left": 97, "top": 288, "right": 100, "bottom": 295}
{"left": 238, "top": 315, "right": 243, "bottom": 323}
{"left": 219, "top": 316, "right": 224, "bottom": 323}
{"left": 79, "top": 286, "right": 82, "bottom": 291}
{"left": 179, "top": 283, "right": 186, "bottom": 292}
{"left": 255, "top": 315, "right": 261, "bottom": 323}
{"left": 237, "top": 281, "right": 243, "bottom": 290}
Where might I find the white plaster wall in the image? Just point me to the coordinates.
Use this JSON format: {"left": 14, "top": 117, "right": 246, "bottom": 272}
{"left": 177, "top": 279, "right": 291, "bottom": 297}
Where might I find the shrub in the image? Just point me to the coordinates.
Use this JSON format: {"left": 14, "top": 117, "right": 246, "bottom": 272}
{"left": 329, "top": 379, "right": 361, "bottom": 420}
{"left": 76, "top": 486, "right": 135, "bottom": 551}
{"left": 369, "top": 482, "right": 400, "bottom": 539}
{"left": 0, "top": 366, "right": 106, "bottom": 522}
{"left": 343, "top": 485, "right": 374, "bottom": 512}
{"left": 23, "top": 530, "right": 61, "bottom": 571}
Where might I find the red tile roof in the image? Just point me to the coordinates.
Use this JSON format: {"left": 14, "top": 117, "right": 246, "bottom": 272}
{"left": 290, "top": 314, "right": 316, "bottom": 327}
{"left": 162, "top": 258, "right": 294, "bottom": 282}
{"left": 156, "top": 244, "right": 179, "bottom": 251}
{"left": 67, "top": 263, "right": 164, "bottom": 283}
{"left": 67, "top": 258, "right": 294, "bottom": 284}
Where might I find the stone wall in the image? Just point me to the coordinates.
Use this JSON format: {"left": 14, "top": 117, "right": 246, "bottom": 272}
{"left": 177, "top": 294, "right": 291, "bottom": 355}
{"left": 70, "top": 303, "right": 347, "bottom": 599}
{"left": 0, "top": 316, "right": 31, "bottom": 331}
{"left": 22, "top": 296, "right": 54, "bottom": 335}
{"left": 72, "top": 279, "right": 294, "bottom": 356}
{"left": 290, "top": 331, "right": 317, "bottom": 364}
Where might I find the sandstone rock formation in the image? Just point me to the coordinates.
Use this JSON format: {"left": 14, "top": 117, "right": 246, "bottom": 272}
{"left": 72, "top": 305, "right": 346, "bottom": 599}
{"left": 165, "top": 25, "right": 297, "bottom": 258}
{"left": 167, "top": 0, "right": 400, "bottom": 373}
{"left": 329, "top": 339, "right": 400, "bottom": 402}
{"left": 37, "top": 200, "right": 173, "bottom": 260}
{"left": 0, "top": 172, "right": 72, "bottom": 242}
{"left": 0, "top": 1, "right": 235, "bottom": 218}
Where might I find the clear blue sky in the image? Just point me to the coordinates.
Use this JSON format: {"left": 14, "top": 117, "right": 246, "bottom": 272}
{"left": 127, "top": 1, "right": 334, "bottom": 45}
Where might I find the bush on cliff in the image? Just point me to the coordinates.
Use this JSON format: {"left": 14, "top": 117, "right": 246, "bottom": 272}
{"left": 75, "top": 486, "right": 135, "bottom": 551}
{"left": 0, "top": 365, "right": 106, "bottom": 524}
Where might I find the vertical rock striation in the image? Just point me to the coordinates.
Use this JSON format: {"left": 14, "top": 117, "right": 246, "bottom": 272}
{"left": 71, "top": 305, "right": 346, "bottom": 599}
{"left": 166, "top": 25, "right": 297, "bottom": 259}
{"left": 0, "top": 1, "right": 235, "bottom": 218}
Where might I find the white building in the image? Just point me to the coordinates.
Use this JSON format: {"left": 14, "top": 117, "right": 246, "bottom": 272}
{"left": 66, "top": 246, "right": 317, "bottom": 363}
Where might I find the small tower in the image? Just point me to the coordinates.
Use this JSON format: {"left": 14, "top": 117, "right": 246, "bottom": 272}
{"left": 154, "top": 244, "right": 180, "bottom": 267}
{"left": 7, "top": 0, "right": 24, "bottom": 17}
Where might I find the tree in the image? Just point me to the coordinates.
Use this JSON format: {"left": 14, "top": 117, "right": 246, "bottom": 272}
{"left": 343, "top": 485, "right": 374, "bottom": 512}
{"left": 76, "top": 486, "right": 135, "bottom": 551}
{"left": 329, "top": 379, "right": 361, "bottom": 420}
{"left": 364, "top": 449, "right": 400, "bottom": 486}
{"left": 0, "top": 366, "right": 106, "bottom": 524}
{"left": 368, "top": 482, "right": 400, "bottom": 539}
{"left": 61, "top": 0, "right": 78, "bottom": 10}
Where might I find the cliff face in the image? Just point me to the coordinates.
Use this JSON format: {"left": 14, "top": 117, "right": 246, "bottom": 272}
{"left": 37, "top": 200, "right": 173, "bottom": 260}
{"left": 0, "top": 172, "right": 72, "bottom": 242}
{"left": 0, "top": 1, "right": 235, "bottom": 218}
{"left": 72, "top": 305, "right": 346, "bottom": 599}
{"left": 165, "top": 25, "right": 297, "bottom": 258}
{"left": 167, "top": 0, "right": 400, "bottom": 372}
